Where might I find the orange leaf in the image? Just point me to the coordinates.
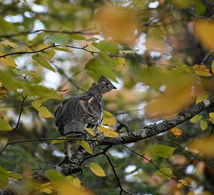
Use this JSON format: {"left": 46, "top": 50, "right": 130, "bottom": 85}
{"left": 170, "top": 128, "right": 182, "bottom": 138}
{"left": 95, "top": 5, "right": 139, "bottom": 45}
{"left": 145, "top": 72, "right": 195, "bottom": 118}
{"left": 194, "top": 64, "right": 212, "bottom": 77}
{"left": 194, "top": 20, "right": 214, "bottom": 51}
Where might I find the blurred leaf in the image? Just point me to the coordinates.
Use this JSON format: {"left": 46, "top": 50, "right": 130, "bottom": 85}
{"left": 97, "top": 126, "right": 118, "bottom": 137}
{"left": 196, "top": 93, "right": 210, "bottom": 104}
{"left": 85, "top": 58, "right": 117, "bottom": 83}
{"left": 0, "top": 52, "right": 17, "bottom": 67}
{"left": 99, "top": 52, "right": 117, "bottom": 68}
{"left": 72, "top": 177, "right": 81, "bottom": 189}
{"left": 209, "top": 113, "right": 214, "bottom": 124}
{"left": 0, "top": 166, "right": 8, "bottom": 188}
{"left": 0, "top": 117, "right": 13, "bottom": 131}
{"left": 92, "top": 40, "right": 120, "bottom": 55}
{"left": 194, "top": 64, "right": 212, "bottom": 77}
{"left": 190, "top": 137, "right": 214, "bottom": 156}
{"left": 212, "top": 60, "right": 214, "bottom": 73}
{"left": 177, "top": 179, "right": 190, "bottom": 189}
{"left": 12, "top": 69, "right": 37, "bottom": 77}
{"left": 170, "top": 128, "right": 182, "bottom": 138}
{"left": 32, "top": 101, "right": 53, "bottom": 118}
{"left": 76, "top": 140, "right": 92, "bottom": 154}
{"left": 145, "top": 71, "right": 195, "bottom": 118}
{"left": 48, "top": 34, "right": 70, "bottom": 47}
{"left": 46, "top": 170, "right": 66, "bottom": 182}
{"left": 154, "top": 167, "right": 172, "bottom": 179}
{"left": 95, "top": 5, "right": 139, "bottom": 45}
{"left": 200, "top": 120, "right": 208, "bottom": 131}
{"left": 153, "top": 145, "right": 176, "bottom": 158}
{"left": 194, "top": 20, "right": 214, "bottom": 51}
{"left": 0, "top": 40, "right": 18, "bottom": 48}
{"left": 90, "top": 162, "right": 106, "bottom": 177}
{"left": 51, "top": 136, "right": 74, "bottom": 144}
{"left": 42, "top": 49, "right": 56, "bottom": 60}
{"left": 103, "top": 110, "right": 113, "bottom": 118}
{"left": 6, "top": 171, "right": 22, "bottom": 181}
{"left": 70, "top": 33, "right": 87, "bottom": 40}
{"left": 119, "top": 50, "right": 139, "bottom": 54}
{"left": 190, "top": 115, "right": 202, "bottom": 123}
{"left": 38, "top": 182, "right": 53, "bottom": 194}
{"left": 141, "top": 66, "right": 167, "bottom": 91}
{"left": 84, "top": 127, "right": 96, "bottom": 136}
{"left": 102, "top": 117, "right": 116, "bottom": 126}
{"left": 113, "top": 57, "right": 126, "bottom": 68}
{"left": 32, "top": 54, "right": 55, "bottom": 72}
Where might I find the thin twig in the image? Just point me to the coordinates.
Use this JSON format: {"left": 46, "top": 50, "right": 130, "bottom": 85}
{"left": 0, "top": 95, "right": 27, "bottom": 156}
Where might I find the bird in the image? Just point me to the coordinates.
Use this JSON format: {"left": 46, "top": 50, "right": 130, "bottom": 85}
{"left": 55, "top": 75, "right": 116, "bottom": 159}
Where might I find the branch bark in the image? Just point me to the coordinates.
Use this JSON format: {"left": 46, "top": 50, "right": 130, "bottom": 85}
{"left": 55, "top": 94, "right": 214, "bottom": 176}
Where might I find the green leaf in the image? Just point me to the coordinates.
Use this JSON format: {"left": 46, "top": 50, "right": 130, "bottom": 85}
{"left": 48, "top": 34, "right": 70, "bottom": 47}
{"left": 70, "top": 33, "right": 87, "bottom": 40}
{"left": 12, "top": 69, "right": 37, "bottom": 77}
{"left": 0, "top": 117, "right": 13, "bottom": 131}
{"left": 99, "top": 52, "right": 117, "bottom": 68}
{"left": 212, "top": 60, "right": 214, "bottom": 73}
{"left": 154, "top": 167, "right": 172, "bottom": 179}
{"left": 42, "top": 49, "right": 56, "bottom": 60}
{"left": 27, "top": 85, "right": 62, "bottom": 100}
{"left": 190, "top": 115, "right": 202, "bottom": 123}
{"left": 103, "top": 110, "right": 113, "bottom": 118}
{"left": 76, "top": 140, "right": 92, "bottom": 154}
{"left": 0, "top": 166, "right": 8, "bottom": 188}
{"left": 32, "top": 54, "right": 55, "bottom": 72}
{"left": 92, "top": 40, "right": 120, "bottom": 54}
{"left": 46, "top": 170, "right": 66, "bottom": 182}
{"left": 141, "top": 66, "right": 167, "bottom": 91}
{"left": 90, "top": 162, "right": 106, "bottom": 177}
{"left": 153, "top": 145, "right": 176, "bottom": 158}
{"left": 0, "top": 70, "right": 28, "bottom": 90}
{"left": 87, "top": 38, "right": 99, "bottom": 42}
{"left": 200, "top": 120, "right": 208, "bottom": 131}
{"left": 85, "top": 58, "right": 117, "bottom": 83}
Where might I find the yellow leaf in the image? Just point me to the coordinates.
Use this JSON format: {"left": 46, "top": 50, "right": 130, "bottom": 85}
{"left": 72, "top": 177, "right": 81, "bottom": 189}
{"left": 102, "top": 117, "right": 116, "bottom": 126}
{"left": 97, "top": 126, "right": 119, "bottom": 138}
{"left": 0, "top": 40, "right": 18, "bottom": 48}
{"left": 0, "top": 118, "right": 13, "bottom": 131}
{"left": 6, "top": 171, "right": 22, "bottom": 181}
{"left": 51, "top": 137, "right": 71, "bottom": 145}
{"left": 84, "top": 127, "right": 96, "bottom": 136}
{"left": 39, "top": 182, "right": 53, "bottom": 194}
{"left": 177, "top": 179, "right": 190, "bottom": 189}
{"left": 119, "top": 50, "right": 139, "bottom": 54}
{"left": 0, "top": 52, "right": 17, "bottom": 67}
{"left": 76, "top": 140, "right": 92, "bottom": 154}
{"left": 194, "top": 20, "right": 214, "bottom": 51}
{"left": 170, "top": 128, "right": 182, "bottom": 138}
{"left": 190, "top": 137, "right": 214, "bottom": 156}
{"left": 200, "top": 120, "right": 208, "bottom": 131}
{"left": 32, "top": 101, "right": 53, "bottom": 118}
{"left": 90, "top": 162, "right": 106, "bottom": 177}
{"left": 117, "top": 57, "right": 126, "bottom": 68}
{"left": 196, "top": 93, "right": 210, "bottom": 104}
{"left": 194, "top": 64, "right": 212, "bottom": 77}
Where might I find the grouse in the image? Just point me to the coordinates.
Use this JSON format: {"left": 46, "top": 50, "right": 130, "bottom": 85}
{"left": 55, "top": 75, "right": 116, "bottom": 158}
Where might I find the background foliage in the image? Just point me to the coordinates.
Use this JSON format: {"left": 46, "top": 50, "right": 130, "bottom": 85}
{"left": 1, "top": 0, "right": 214, "bottom": 194}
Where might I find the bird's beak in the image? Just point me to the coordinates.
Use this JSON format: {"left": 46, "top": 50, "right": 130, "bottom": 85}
{"left": 113, "top": 85, "right": 117, "bottom": 89}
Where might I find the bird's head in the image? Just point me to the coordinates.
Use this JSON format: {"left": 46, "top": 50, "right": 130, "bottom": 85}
{"left": 97, "top": 75, "right": 117, "bottom": 94}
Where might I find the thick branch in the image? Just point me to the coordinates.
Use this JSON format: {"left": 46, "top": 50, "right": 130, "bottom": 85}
{"left": 56, "top": 94, "right": 214, "bottom": 175}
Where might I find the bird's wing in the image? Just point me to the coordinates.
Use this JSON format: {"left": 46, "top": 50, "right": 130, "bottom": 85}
{"left": 79, "top": 95, "right": 103, "bottom": 125}
{"left": 54, "top": 98, "right": 69, "bottom": 126}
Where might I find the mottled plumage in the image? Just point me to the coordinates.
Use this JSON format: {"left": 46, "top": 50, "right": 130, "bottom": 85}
{"left": 55, "top": 75, "right": 116, "bottom": 158}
